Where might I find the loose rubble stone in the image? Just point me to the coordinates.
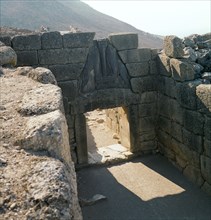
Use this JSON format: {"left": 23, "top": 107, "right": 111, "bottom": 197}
{"left": 164, "top": 35, "right": 184, "bottom": 58}
{"left": 0, "top": 46, "right": 17, "bottom": 66}
{"left": 28, "top": 67, "right": 57, "bottom": 85}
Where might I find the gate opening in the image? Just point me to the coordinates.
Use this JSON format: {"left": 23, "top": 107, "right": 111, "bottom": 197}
{"left": 85, "top": 107, "right": 132, "bottom": 164}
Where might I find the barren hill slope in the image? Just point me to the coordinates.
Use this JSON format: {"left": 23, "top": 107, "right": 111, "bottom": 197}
{"left": 0, "top": 0, "right": 163, "bottom": 48}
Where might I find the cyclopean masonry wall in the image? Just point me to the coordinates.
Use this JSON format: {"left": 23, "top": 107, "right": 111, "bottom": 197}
{"left": 5, "top": 31, "right": 211, "bottom": 195}
{"left": 157, "top": 34, "right": 211, "bottom": 195}
{"left": 8, "top": 31, "right": 158, "bottom": 165}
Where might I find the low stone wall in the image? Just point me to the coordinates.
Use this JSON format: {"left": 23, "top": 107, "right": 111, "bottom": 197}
{"left": 157, "top": 34, "right": 211, "bottom": 195}
{"left": 0, "top": 40, "right": 82, "bottom": 219}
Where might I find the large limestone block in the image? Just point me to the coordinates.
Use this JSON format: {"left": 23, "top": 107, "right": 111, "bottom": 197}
{"left": 41, "top": 31, "right": 63, "bottom": 49}
{"left": 49, "top": 63, "right": 84, "bottom": 81}
{"left": 204, "top": 116, "right": 211, "bottom": 141}
{"left": 157, "top": 54, "right": 171, "bottom": 77}
{"left": 0, "top": 46, "right": 17, "bottom": 66}
{"left": 38, "top": 48, "right": 89, "bottom": 65}
{"left": 131, "top": 76, "right": 156, "bottom": 93}
{"left": 119, "top": 48, "right": 151, "bottom": 63}
{"left": 58, "top": 80, "right": 78, "bottom": 101}
{"left": 204, "top": 139, "right": 211, "bottom": 158}
{"left": 62, "top": 32, "right": 95, "bottom": 48}
{"left": 126, "top": 62, "right": 149, "bottom": 77}
{"left": 176, "top": 80, "right": 201, "bottom": 110}
{"left": 196, "top": 84, "right": 211, "bottom": 115}
{"left": 182, "top": 128, "right": 203, "bottom": 153}
{"left": 170, "top": 58, "right": 195, "bottom": 82}
{"left": 108, "top": 33, "right": 138, "bottom": 50}
{"left": 164, "top": 35, "right": 184, "bottom": 58}
{"left": 12, "top": 34, "right": 41, "bottom": 50}
{"left": 18, "top": 84, "right": 64, "bottom": 115}
{"left": 183, "top": 110, "right": 204, "bottom": 135}
{"left": 16, "top": 50, "right": 38, "bottom": 66}
{"left": 201, "top": 155, "right": 211, "bottom": 185}
{"left": 183, "top": 165, "right": 204, "bottom": 186}
{"left": 20, "top": 110, "right": 72, "bottom": 167}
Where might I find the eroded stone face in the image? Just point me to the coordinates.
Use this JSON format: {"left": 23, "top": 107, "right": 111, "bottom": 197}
{"left": 164, "top": 35, "right": 184, "bottom": 58}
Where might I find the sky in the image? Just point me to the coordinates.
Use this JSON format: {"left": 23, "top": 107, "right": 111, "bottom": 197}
{"left": 82, "top": 0, "right": 211, "bottom": 37}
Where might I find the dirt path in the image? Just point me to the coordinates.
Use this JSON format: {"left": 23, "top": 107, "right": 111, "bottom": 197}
{"left": 77, "top": 154, "right": 211, "bottom": 220}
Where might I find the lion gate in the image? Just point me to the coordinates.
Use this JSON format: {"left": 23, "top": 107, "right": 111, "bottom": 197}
{"left": 7, "top": 31, "right": 158, "bottom": 164}
{"left": 5, "top": 31, "right": 211, "bottom": 194}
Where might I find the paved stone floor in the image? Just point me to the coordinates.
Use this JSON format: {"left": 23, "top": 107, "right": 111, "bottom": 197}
{"left": 77, "top": 154, "right": 211, "bottom": 220}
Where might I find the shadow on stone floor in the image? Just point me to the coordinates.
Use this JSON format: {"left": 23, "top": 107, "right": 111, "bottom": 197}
{"left": 77, "top": 154, "right": 211, "bottom": 220}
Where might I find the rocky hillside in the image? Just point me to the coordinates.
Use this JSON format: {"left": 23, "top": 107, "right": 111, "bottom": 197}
{"left": 0, "top": 0, "right": 163, "bottom": 48}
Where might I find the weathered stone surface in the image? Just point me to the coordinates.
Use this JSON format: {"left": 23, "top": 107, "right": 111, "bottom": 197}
{"left": 171, "top": 138, "right": 200, "bottom": 168}
{"left": 158, "top": 94, "right": 171, "bottom": 118}
{"left": 139, "top": 131, "right": 156, "bottom": 142}
{"left": 158, "top": 116, "right": 171, "bottom": 133}
{"left": 62, "top": 32, "right": 95, "bottom": 48}
{"left": 157, "top": 54, "right": 171, "bottom": 77}
{"left": 38, "top": 48, "right": 89, "bottom": 65}
{"left": 126, "top": 62, "right": 149, "bottom": 77}
{"left": 13, "top": 66, "right": 33, "bottom": 76}
{"left": 58, "top": 80, "right": 78, "bottom": 101}
{"left": 204, "top": 139, "right": 211, "bottom": 158}
{"left": 176, "top": 81, "right": 201, "bottom": 110}
{"left": 16, "top": 50, "right": 38, "bottom": 66}
{"left": 0, "top": 36, "right": 11, "bottom": 46}
{"left": 157, "top": 129, "right": 172, "bottom": 149}
{"left": 164, "top": 36, "right": 184, "bottom": 58}
{"left": 49, "top": 63, "right": 84, "bottom": 81}
{"left": 140, "top": 140, "right": 156, "bottom": 152}
{"left": 201, "top": 155, "right": 211, "bottom": 185}
{"left": 71, "top": 89, "right": 140, "bottom": 114}
{"left": 19, "top": 110, "right": 72, "bottom": 167}
{"left": 170, "top": 59, "right": 195, "bottom": 82}
{"left": 28, "top": 67, "right": 57, "bottom": 85}
{"left": 183, "top": 37, "right": 196, "bottom": 48}
{"left": 171, "top": 121, "right": 183, "bottom": 143}
{"left": 75, "top": 114, "right": 88, "bottom": 164}
{"left": 202, "top": 182, "right": 211, "bottom": 196}
{"left": 119, "top": 48, "right": 151, "bottom": 63}
{"left": 140, "top": 91, "right": 157, "bottom": 104}
{"left": 138, "top": 103, "right": 157, "bottom": 117}
{"left": 18, "top": 84, "right": 63, "bottom": 116}
{"left": 12, "top": 34, "right": 41, "bottom": 50}
{"left": 183, "top": 47, "right": 197, "bottom": 62}
{"left": 183, "top": 165, "right": 204, "bottom": 186}
{"left": 27, "top": 160, "right": 82, "bottom": 220}
{"left": 108, "top": 33, "right": 138, "bottom": 50}
{"left": 139, "top": 117, "right": 155, "bottom": 132}
{"left": 183, "top": 110, "right": 204, "bottom": 135}
{"left": 169, "top": 99, "right": 183, "bottom": 125}
{"left": 41, "top": 31, "right": 62, "bottom": 49}
{"left": 131, "top": 76, "right": 156, "bottom": 93}
{"left": 0, "top": 46, "right": 17, "bottom": 66}
{"left": 160, "top": 77, "right": 176, "bottom": 98}
{"left": 182, "top": 128, "right": 203, "bottom": 153}
{"left": 204, "top": 116, "right": 211, "bottom": 141}
{"left": 149, "top": 60, "right": 158, "bottom": 75}
{"left": 196, "top": 84, "right": 211, "bottom": 114}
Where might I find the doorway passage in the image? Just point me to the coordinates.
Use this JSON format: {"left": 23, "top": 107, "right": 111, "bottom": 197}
{"left": 85, "top": 107, "right": 133, "bottom": 164}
